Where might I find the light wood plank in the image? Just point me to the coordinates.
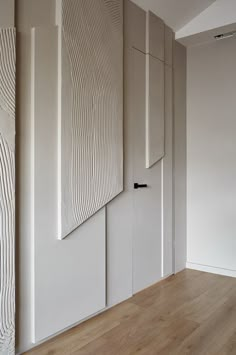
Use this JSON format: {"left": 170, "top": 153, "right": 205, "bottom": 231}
{"left": 25, "top": 270, "right": 236, "bottom": 355}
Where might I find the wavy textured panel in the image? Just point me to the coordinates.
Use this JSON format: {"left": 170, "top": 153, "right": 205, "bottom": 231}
{"left": 59, "top": 0, "right": 123, "bottom": 238}
{"left": 0, "top": 29, "right": 15, "bottom": 118}
{"left": 0, "top": 28, "right": 15, "bottom": 354}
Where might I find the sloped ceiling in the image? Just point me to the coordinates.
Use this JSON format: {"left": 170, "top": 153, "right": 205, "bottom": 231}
{"left": 131, "top": 0, "right": 216, "bottom": 31}
{"left": 176, "top": 0, "right": 236, "bottom": 39}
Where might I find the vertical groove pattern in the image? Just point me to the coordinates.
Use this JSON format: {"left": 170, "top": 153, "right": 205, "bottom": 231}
{"left": 0, "top": 29, "right": 15, "bottom": 119}
{"left": 60, "top": 0, "right": 123, "bottom": 238}
{"left": 0, "top": 28, "right": 15, "bottom": 354}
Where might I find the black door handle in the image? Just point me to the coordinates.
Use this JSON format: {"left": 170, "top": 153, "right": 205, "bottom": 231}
{"left": 134, "top": 183, "right": 148, "bottom": 189}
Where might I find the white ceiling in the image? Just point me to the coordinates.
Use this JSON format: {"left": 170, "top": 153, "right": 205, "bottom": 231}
{"left": 130, "top": 0, "right": 216, "bottom": 31}
{"left": 176, "top": 0, "right": 236, "bottom": 39}
{"left": 177, "top": 22, "right": 236, "bottom": 47}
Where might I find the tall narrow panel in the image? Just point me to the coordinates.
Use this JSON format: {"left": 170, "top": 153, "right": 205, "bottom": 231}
{"left": 174, "top": 41, "right": 187, "bottom": 273}
{"left": 146, "top": 11, "right": 164, "bottom": 61}
{"left": 59, "top": 0, "right": 123, "bottom": 239}
{"left": 146, "top": 54, "right": 165, "bottom": 168}
{"left": 164, "top": 25, "right": 173, "bottom": 67}
{"left": 0, "top": 28, "right": 15, "bottom": 354}
{"left": 125, "top": 0, "right": 146, "bottom": 53}
{"left": 163, "top": 64, "right": 173, "bottom": 277}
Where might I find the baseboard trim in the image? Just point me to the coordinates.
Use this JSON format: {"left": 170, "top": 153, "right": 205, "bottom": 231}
{"left": 186, "top": 262, "right": 236, "bottom": 278}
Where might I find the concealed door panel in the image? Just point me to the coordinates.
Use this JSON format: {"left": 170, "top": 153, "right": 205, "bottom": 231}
{"left": 106, "top": 1, "right": 146, "bottom": 307}
{"left": 146, "top": 54, "right": 165, "bottom": 168}
{"left": 132, "top": 48, "right": 162, "bottom": 294}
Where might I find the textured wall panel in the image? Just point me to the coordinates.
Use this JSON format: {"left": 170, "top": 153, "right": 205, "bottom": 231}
{"left": 59, "top": 0, "right": 123, "bottom": 239}
{"left": 0, "top": 27, "right": 15, "bottom": 354}
{"left": 146, "top": 54, "right": 165, "bottom": 168}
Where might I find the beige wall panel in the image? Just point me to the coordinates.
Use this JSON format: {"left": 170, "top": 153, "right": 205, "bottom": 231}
{"left": 125, "top": 0, "right": 146, "bottom": 52}
{"left": 17, "top": 0, "right": 56, "bottom": 30}
{"left": 146, "top": 11, "right": 164, "bottom": 61}
{"left": 0, "top": 0, "right": 14, "bottom": 27}
{"left": 163, "top": 64, "right": 173, "bottom": 277}
{"left": 165, "top": 25, "right": 173, "bottom": 67}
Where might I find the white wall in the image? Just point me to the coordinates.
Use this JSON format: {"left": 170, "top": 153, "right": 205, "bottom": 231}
{"left": 187, "top": 36, "right": 236, "bottom": 276}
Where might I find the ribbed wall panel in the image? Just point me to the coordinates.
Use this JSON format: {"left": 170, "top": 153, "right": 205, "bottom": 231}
{"left": 59, "top": 0, "right": 123, "bottom": 238}
{"left": 0, "top": 28, "right": 15, "bottom": 355}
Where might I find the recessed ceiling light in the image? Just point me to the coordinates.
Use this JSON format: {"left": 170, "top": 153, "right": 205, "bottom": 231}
{"left": 214, "top": 31, "right": 236, "bottom": 40}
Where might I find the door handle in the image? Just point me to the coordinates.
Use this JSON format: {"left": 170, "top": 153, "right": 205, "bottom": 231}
{"left": 134, "top": 183, "right": 148, "bottom": 189}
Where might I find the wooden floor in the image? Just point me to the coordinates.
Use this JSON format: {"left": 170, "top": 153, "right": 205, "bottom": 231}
{"left": 25, "top": 269, "right": 236, "bottom": 355}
